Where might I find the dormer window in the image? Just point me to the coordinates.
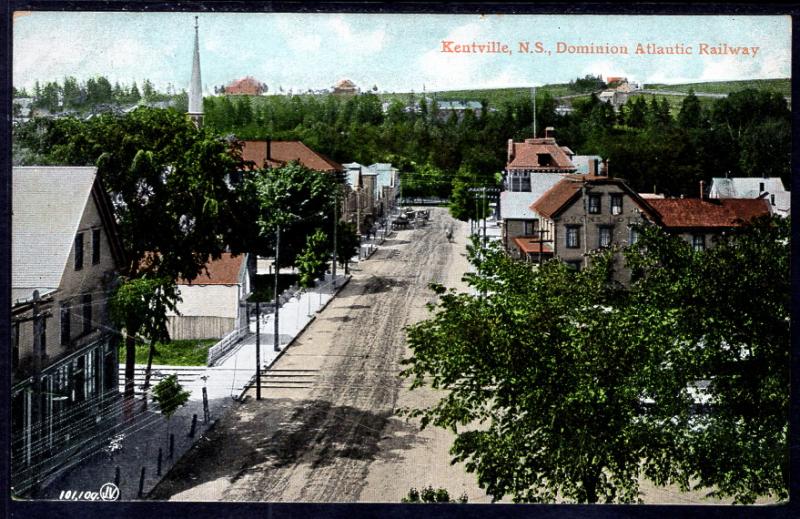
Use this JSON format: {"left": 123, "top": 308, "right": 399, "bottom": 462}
{"left": 537, "top": 153, "right": 553, "bottom": 167}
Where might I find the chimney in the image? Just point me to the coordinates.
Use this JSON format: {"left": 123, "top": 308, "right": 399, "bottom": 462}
{"left": 507, "top": 139, "right": 515, "bottom": 163}
{"left": 699, "top": 180, "right": 705, "bottom": 199}
{"left": 544, "top": 126, "right": 555, "bottom": 140}
{"left": 600, "top": 158, "right": 608, "bottom": 177}
{"left": 588, "top": 158, "right": 599, "bottom": 176}
{"left": 266, "top": 139, "right": 271, "bottom": 161}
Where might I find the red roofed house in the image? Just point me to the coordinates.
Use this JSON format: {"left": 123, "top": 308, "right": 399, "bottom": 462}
{"left": 224, "top": 77, "right": 266, "bottom": 96}
{"left": 240, "top": 140, "right": 345, "bottom": 173}
{"left": 239, "top": 139, "right": 360, "bottom": 225}
{"left": 646, "top": 197, "right": 771, "bottom": 252}
{"left": 502, "top": 127, "right": 580, "bottom": 257}
{"left": 530, "top": 172, "right": 659, "bottom": 279}
{"left": 167, "top": 253, "right": 253, "bottom": 340}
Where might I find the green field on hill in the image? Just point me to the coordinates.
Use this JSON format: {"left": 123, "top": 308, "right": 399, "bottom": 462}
{"left": 642, "top": 78, "right": 789, "bottom": 97}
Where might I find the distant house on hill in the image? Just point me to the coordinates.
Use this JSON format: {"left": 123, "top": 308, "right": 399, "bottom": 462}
{"left": 332, "top": 79, "right": 359, "bottom": 96}
{"left": 223, "top": 77, "right": 267, "bottom": 96}
{"left": 709, "top": 177, "right": 790, "bottom": 218}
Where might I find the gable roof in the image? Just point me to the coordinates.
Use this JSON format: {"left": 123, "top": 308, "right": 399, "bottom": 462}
{"left": 12, "top": 167, "right": 96, "bottom": 302}
{"left": 506, "top": 137, "right": 577, "bottom": 172}
{"left": 241, "top": 140, "right": 344, "bottom": 172}
{"left": 532, "top": 175, "right": 660, "bottom": 221}
{"left": 531, "top": 177, "right": 584, "bottom": 219}
{"left": 177, "top": 253, "right": 245, "bottom": 286}
{"left": 647, "top": 198, "right": 771, "bottom": 229}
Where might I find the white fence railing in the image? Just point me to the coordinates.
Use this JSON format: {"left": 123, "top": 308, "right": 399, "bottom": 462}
{"left": 207, "top": 325, "right": 250, "bottom": 367}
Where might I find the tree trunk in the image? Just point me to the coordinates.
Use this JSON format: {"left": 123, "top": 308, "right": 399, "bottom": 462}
{"left": 141, "top": 338, "right": 157, "bottom": 410}
{"left": 582, "top": 473, "right": 599, "bottom": 504}
{"left": 124, "top": 332, "right": 136, "bottom": 399}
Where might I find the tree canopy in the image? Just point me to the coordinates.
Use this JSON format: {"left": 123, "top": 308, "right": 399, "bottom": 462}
{"left": 402, "top": 216, "right": 788, "bottom": 504}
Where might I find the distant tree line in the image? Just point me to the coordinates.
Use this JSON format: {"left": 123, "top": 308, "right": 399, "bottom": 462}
{"left": 14, "top": 76, "right": 181, "bottom": 113}
{"left": 199, "top": 86, "right": 790, "bottom": 203}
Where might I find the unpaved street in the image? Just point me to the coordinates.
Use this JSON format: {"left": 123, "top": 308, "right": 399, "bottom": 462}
{"left": 150, "top": 207, "right": 494, "bottom": 502}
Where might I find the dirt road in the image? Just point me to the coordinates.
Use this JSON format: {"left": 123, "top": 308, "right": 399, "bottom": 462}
{"left": 150, "top": 207, "right": 492, "bottom": 502}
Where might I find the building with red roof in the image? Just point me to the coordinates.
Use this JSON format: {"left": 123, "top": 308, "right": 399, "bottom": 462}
{"left": 647, "top": 197, "right": 770, "bottom": 251}
{"left": 167, "top": 252, "right": 253, "bottom": 340}
{"left": 240, "top": 140, "right": 344, "bottom": 173}
{"left": 528, "top": 174, "right": 658, "bottom": 276}
{"left": 224, "top": 77, "right": 267, "bottom": 96}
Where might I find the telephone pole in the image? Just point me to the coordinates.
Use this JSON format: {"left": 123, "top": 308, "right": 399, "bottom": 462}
{"left": 274, "top": 226, "right": 281, "bottom": 353}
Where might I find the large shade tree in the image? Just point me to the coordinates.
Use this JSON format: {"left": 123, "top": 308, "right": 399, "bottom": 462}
{"left": 34, "top": 107, "right": 243, "bottom": 397}
{"left": 402, "top": 215, "right": 788, "bottom": 504}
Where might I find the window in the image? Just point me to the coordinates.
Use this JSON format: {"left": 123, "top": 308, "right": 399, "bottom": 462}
{"left": 629, "top": 226, "right": 639, "bottom": 245}
{"left": 566, "top": 260, "right": 582, "bottom": 272}
{"left": 771, "top": 194, "right": 776, "bottom": 206}
{"left": 524, "top": 220, "right": 537, "bottom": 235}
{"left": 74, "top": 233, "right": 84, "bottom": 271}
{"left": 92, "top": 229, "right": 101, "bottom": 265}
{"left": 566, "top": 225, "right": 581, "bottom": 248}
{"left": 598, "top": 226, "right": 612, "bottom": 248}
{"left": 537, "top": 153, "right": 553, "bottom": 166}
{"left": 588, "top": 194, "right": 601, "bottom": 214}
{"left": 692, "top": 234, "right": 705, "bottom": 252}
{"left": 759, "top": 182, "right": 765, "bottom": 192}
{"left": 610, "top": 194, "right": 623, "bottom": 215}
{"left": 519, "top": 171, "right": 531, "bottom": 193}
{"left": 60, "top": 303, "right": 71, "bottom": 346}
{"left": 82, "top": 294, "right": 92, "bottom": 335}
{"left": 103, "top": 344, "right": 116, "bottom": 391}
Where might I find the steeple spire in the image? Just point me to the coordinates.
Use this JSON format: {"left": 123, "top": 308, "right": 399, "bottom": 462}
{"left": 188, "top": 16, "right": 203, "bottom": 127}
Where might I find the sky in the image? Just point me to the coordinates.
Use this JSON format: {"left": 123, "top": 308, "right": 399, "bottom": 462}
{"left": 13, "top": 12, "right": 791, "bottom": 94}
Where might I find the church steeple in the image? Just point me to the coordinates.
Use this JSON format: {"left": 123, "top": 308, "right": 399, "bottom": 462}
{"left": 188, "top": 16, "right": 203, "bottom": 127}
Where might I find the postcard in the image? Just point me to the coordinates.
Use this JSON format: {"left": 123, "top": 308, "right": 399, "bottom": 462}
{"left": 9, "top": 9, "right": 792, "bottom": 510}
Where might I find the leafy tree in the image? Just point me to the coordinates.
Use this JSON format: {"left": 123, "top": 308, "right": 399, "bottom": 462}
{"left": 152, "top": 374, "right": 191, "bottom": 438}
{"left": 625, "top": 216, "right": 789, "bottom": 503}
{"left": 678, "top": 89, "right": 704, "bottom": 129}
{"left": 402, "top": 486, "right": 468, "bottom": 503}
{"left": 296, "top": 229, "right": 329, "bottom": 288}
{"left": 109, "top": 277, "right": 180, "bottom": 400}
{"left": 403, "top": 216, "right": 788, "bottom": 503}
{"left": 448, "top": 165, "right": 496, "bottom": 222}
{"left": 334, "top": 220, "right": 360, "bottom": 274}
{"left": 247, "top": 162, "right": 339, "bottom": 269}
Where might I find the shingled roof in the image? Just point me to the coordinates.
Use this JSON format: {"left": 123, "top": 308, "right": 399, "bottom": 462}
{"left": 177, "top": 253, "right": 245, "bottom": 286}
{"left": 647, "top": 198, "right": 770, "bottom": 229}
{"left": 531, "top": 175, "right": 660, "bottom": 221}
{"left": 506, "top": 137, "right": 577, "bottom": 172}
{"left": 241, "top": 140, "right": 344, "bottom": 173}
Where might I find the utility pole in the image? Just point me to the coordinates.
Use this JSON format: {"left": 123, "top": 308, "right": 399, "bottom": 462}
{"left": 274, "top": 226, "right": 281, "bottom": 353}
{"left": 255, "top": 301, "right": 261, "bottom": 400}
{"left": 13, "top": 290, "right": 53, "bottom": 476}
{"left": 332, "top": 188, "right": 338, "bottom": 286}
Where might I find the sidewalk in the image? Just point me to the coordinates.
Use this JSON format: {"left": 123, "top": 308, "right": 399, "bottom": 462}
{"left": 36, "top": 271, "right": 355, "bottom": 501}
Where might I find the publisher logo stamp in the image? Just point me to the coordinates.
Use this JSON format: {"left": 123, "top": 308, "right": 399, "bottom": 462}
{"left": 99, "top": 482, "right": 120, "bottom": 501}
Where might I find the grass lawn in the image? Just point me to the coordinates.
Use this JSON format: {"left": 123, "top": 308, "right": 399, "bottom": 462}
{"left": 120, "top": 339, "right": 218, "bottom": 366}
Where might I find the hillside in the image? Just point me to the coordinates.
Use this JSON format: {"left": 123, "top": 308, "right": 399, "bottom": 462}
{"left": 642, "top": 78, "right": 789, "bottom": 97}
